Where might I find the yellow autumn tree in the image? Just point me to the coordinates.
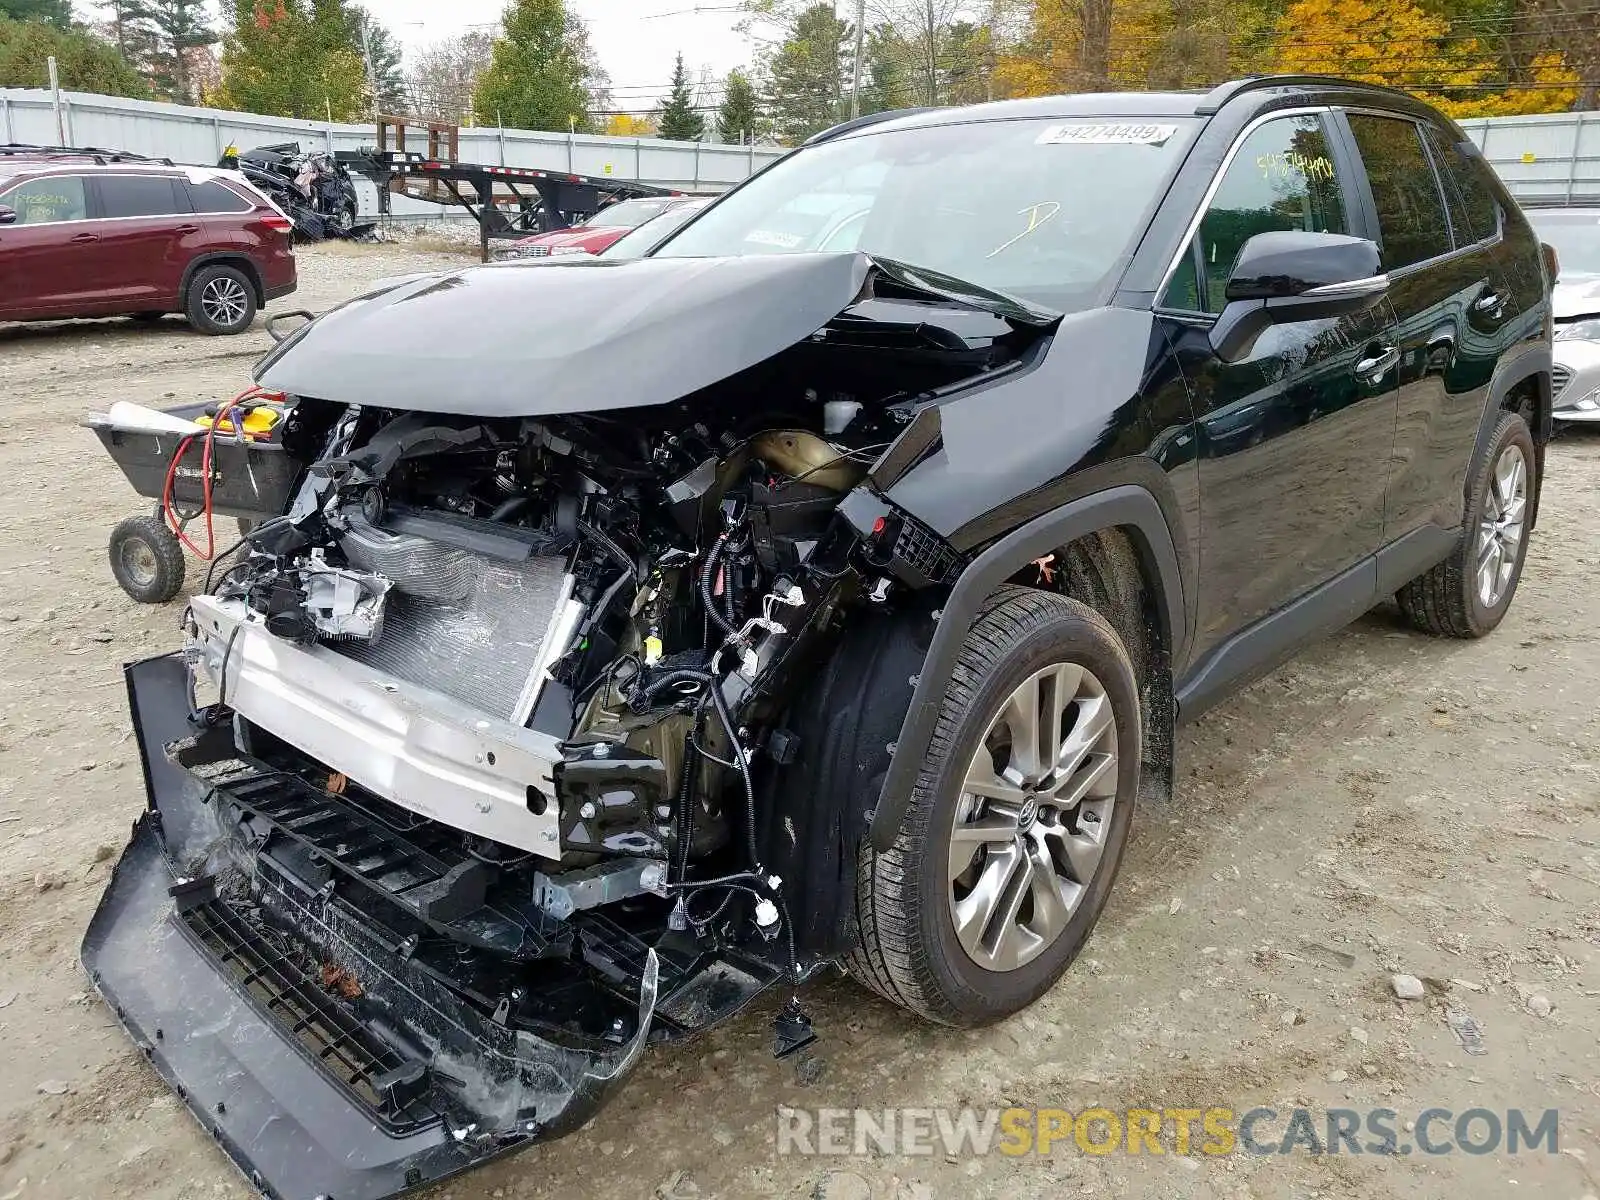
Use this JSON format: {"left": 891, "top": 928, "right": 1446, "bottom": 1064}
{"left": 1272, "top": 0, "right": 1578, "bottom": 117}
{"left": 605, "top": 113, "right": 657, "bottom": 137}
{"left": 993, "top": 0, "right": 1578, "bottom": 115}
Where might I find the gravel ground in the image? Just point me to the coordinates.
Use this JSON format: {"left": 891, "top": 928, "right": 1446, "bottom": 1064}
{"left": 1, "top": 243, "right": 1598, "bottom": 1200}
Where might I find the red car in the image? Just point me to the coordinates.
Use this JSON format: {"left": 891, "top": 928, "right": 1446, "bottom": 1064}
{"left": 510, "top": 196, "right": 694, "bottom": 258}
{"left": 0, "top": 146, "right": 297, "bottom": 335}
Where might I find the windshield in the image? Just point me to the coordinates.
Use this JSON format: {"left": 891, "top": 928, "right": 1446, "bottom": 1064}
{"left": 1529, "top": 210, "right": 1600, "bottom": 275}
{"left": 585, "top": 198, "right": 683, "bottom": 230}
{"left": 653, "top": 116, "right": 1199, "bottom": 310}
{"left": 600, "top": 201, "right": 709, "bottom": 258}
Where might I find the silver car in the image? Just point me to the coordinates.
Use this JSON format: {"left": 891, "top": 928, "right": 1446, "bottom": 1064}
{"left": 1528, "top": 206, "right": 1600, "bottom": 422}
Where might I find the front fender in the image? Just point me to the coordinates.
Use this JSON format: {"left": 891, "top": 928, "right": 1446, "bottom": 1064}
{"left": 867, "top": 483, "right": 1186, "bottom": 851}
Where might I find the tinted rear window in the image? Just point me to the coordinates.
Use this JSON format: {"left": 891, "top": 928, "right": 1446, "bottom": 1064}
{"left": 98, "top": 174, "right": 185, "bottom": 218}
{"left": 1425, "top": 126, "right": 1500, "bottom": 245}
{"left": 187, "top": 179, "right": 252, "bottom": 213}
{"left": 1346, "top": 113, "right": 1453, "bottom": 269}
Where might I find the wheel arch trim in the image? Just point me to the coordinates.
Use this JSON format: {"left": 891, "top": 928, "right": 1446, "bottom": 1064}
{"left": 868, "top": 484, "right": 1185, "bottom": 851}
{"left": 1469, "top": 340, "right": 1550, "bottom": 528}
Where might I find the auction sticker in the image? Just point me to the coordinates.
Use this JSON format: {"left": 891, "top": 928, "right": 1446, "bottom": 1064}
{"left": 1036, "top": 123, "right": 1179, "bottom": 146}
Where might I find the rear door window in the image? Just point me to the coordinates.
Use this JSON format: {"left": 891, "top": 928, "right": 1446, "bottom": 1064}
{"left": 1344, "top": 113, "right": 1453, "bottom": 269}
{"left": 187, "top": 179, "right": 252, "bottom": 214}
{"left": 1, "top": 175, "right": 89, "bottom": 224}
{"left": 97, "top": 174, "right": 186, "bottom": 219}
{"left": 1423, "top": 126, "right": 1500, "bottom": 245}
{"left": 1163, "top": 113, "right": 1348, "bottom": 314}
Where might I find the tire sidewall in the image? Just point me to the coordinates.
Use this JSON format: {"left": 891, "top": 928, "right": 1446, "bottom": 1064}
{"left": 1464, "top": 414, "right": 1535, "bottom": 633}
{"left": 910, "top": 603, "right": 1141, "bottom": 1021}
{"left": 187, "top": 265, "right": 256, "bottom": 335}
{"left": 109, "top": 516, "right": 184, "bottom": 603}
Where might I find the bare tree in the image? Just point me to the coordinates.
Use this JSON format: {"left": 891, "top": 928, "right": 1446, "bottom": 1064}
{"left": 876, "top": 0, "right": 966, "bottom": 105}
{"left": 406, "top": 30, "right": 496, "bottom": 123}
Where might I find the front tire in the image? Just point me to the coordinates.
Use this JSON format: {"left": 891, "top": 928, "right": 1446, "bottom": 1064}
{"left": 846, "top": 586, "right": 1140, "bottom": 1026}
{"left": 1398, "top": 411, "right": 1534, "bottom": 638}
{"left": 186, "top": 264, "right": 257, "bottom": 335}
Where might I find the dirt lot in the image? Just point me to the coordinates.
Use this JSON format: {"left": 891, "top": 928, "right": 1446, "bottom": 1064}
{"left": 1, "top": 242, "right": 1598, "bottom": 1200}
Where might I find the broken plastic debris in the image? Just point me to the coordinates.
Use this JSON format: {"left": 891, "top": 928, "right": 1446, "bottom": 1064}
{"left": 1446, "top": 1008, "right": 1487, "bottom": 1056}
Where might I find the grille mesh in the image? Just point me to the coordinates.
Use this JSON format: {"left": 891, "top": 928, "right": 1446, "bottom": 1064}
{"left": 1553, "top": 363, "right": 1573, "bottom": 399}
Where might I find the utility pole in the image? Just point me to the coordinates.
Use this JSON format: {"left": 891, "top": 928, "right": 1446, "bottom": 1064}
{"left": 850, "top": 0, "right": 866, "bottom": 118}
{"left": 48, "top": 56, "right": 65, "bottom": 144}
{"left": 357, "top": 12, "right": 380, "bottom": 116}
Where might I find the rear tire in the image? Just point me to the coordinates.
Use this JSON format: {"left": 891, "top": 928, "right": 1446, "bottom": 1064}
{"left": 186, "top": 264, "right": 257, "bottom": 335}
{"left": 846, "top": 586, "right": 1140, "bottom": 1026}
{"left": 1398, "top": 411, "right": 1533, "bottom": 638}
{"left": 109, "top": 515, "right": 185, "bottom": 603}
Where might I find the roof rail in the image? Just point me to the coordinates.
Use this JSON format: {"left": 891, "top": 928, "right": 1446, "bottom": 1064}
{"left": 803, "top": 107, "right": 934, "bottom": 147}
{"left": 1194, "top": 75, "right": 1414, "bottom": 115}
{"left": 0, "top": 143, "right": 175, "bottom": 166}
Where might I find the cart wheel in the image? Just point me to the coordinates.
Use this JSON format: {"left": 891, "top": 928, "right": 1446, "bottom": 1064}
{"left": 109, "top": 515, "right": 186, "bottom": 603}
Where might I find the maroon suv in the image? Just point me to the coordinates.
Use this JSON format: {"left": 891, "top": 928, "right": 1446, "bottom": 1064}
{"left": 0, "top": 146, "right": 297, "bottom": 335}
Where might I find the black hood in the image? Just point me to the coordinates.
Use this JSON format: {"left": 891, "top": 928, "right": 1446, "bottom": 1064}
{"left": 255, "top": 253, "right": 877, "bottom": 415}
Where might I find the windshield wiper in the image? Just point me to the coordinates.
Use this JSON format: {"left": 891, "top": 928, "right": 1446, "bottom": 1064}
{"left": 867, "top": 256, "right": 1062, "bottom": 327}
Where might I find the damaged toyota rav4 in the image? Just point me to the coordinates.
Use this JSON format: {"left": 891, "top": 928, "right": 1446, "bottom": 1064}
{"left": 85, "top": 77, "right": 1553, "bottom": 1199}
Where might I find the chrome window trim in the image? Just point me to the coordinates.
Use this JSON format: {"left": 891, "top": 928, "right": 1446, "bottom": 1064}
{"left": 1153, "top": 106, "right": 1332, "bottom": 316}
{"left": 1302, "top": 272, "right": 1391, "bottom": 296}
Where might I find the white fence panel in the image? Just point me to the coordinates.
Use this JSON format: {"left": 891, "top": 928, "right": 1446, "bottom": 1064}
{"left": 0, "top": 88, "right": 783, "bottom": 219}
{"left": 1458, "top": 112, "right": 1600, "bottom": 205}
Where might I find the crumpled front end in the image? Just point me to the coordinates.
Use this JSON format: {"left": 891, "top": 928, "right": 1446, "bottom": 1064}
{"left": 82, "top": 251, "right": 1059, "bottom": 1199}
{"left": 83, "top": 655, "right": 660, "bottom": 1200}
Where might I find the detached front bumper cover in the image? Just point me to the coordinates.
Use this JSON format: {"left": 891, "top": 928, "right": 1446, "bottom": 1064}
{"left": 82, "top": 655, "right": 659, "bottom": 1200}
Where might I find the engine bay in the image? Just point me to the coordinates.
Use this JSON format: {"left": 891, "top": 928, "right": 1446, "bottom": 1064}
{"left": 165, "top": 293, "right": 1041, "bottom": 1089}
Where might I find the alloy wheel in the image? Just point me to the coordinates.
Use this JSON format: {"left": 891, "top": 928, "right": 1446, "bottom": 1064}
{"left": 1476, "top": 442, "right": 1527, "bottom": 608}
{"left": 200, "top": 277, "right": 249, "bottom": 327}
{"left": 948, "top": 662, "right": 1119, "bottom": 972}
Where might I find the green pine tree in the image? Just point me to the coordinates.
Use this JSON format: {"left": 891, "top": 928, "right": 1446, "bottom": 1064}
{"left": 0, "top": 0, "right": 72, "bottom": 28}
{"left": 760, "top": 2, "right": 852, "bottom": 143}
{"left": 97, "top": 0, "right": 154, "bottom": 67}
{"left": 656, "top": 51, "right": 705, "bottom": 140}
{"left": 138, "top": 0, "right": 213, "bottom": 102}
{"left": 473, "top": 0, "right": 593, "bottom": 131}
{"left": 716, "top": 66, "right": 758, "bottom": 142}
{"left": 860, "top": 24, "right": 909, "bottom": 114}
{"left": 356, "top": 12, "right": 407, "bottom": 114}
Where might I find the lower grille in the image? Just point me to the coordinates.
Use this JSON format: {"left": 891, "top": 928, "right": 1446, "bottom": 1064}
{"left": 1553, "top": 363, "right": 1574, "bottom": 399}
{"left": 178, "top": 895, "right": 439, "bottom": 1134}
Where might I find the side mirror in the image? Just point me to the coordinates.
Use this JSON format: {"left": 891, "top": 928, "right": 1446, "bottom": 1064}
{"left": 0, "top": 205, "right": 15, "bottom": 225}
{"left": 1212, "top": 231, "right": 1388, "bottom": 361}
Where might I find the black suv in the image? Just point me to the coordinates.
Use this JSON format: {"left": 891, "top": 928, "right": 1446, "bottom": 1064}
{"left": 87, "top": 76, "right": 1550, "bottom": 1199}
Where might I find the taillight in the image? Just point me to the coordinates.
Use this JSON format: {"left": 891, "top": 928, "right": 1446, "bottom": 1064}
{"left": 1542, "top": 241, "right": 1560, "bottom": 284}
{"left": 261, "top": 211, "right": 294, "bottom": 235}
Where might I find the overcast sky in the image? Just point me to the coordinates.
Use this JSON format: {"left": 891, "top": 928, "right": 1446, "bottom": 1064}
{"left": 378, "top": 1, "right": 772, "bottom": 111}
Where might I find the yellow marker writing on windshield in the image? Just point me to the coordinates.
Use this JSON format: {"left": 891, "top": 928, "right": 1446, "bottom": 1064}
{"left": 988, "top": 201, "right": 1062, "bottom": 258}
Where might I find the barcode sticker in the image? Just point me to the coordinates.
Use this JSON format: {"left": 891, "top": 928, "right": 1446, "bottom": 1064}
{"left": 1036, "top": 123, "right": 1179, "bottom": 146}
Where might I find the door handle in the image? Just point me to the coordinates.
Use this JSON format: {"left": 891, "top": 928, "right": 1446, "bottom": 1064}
{"left": 1354, "top": 344, "right": 1400, "bottom": 383}
{"left": 1472, "top": 289, "right": 1506, "bottom": 316}
{"left": 173, "top": 224, "right": 200, "bottom": 234}
{"left": 69, "top": 232, "right": 98, "bottom": 243}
